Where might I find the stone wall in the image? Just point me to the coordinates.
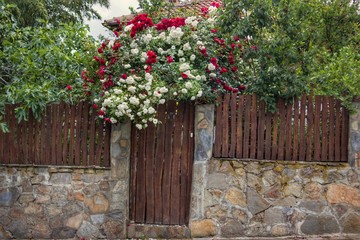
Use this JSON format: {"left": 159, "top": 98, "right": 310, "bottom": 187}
{"left": 0, "top": 124, "right": 130, "bottom": 239}
{"left": 190, "top": 159, "right": 360, "bottom": 238}
{"left": 350, "top": 99, "right": 360, "bottom": 167}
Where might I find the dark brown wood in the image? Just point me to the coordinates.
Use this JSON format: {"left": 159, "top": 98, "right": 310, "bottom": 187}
{"left": 341, "top": 107, "right": 349, "bottom": 162}
{"left": 81, "top": 102, "right": 89, "bottom": 166}
{"left": 56, "top": 103, "right": 63, "bottom": 165}
{"left": 250, "top": 95, "right": 257, "bottom": 159}
{"left": 89, "top": 108, "right": 96, "bottom": 166}
{"left": 285, "top": 102, "right": 293, "bottom": 161}
{"left": 293, "top": 98, "right": 299, "bottom": 161}
{"left": 257, "top": 100, "right": 265, "bottom": 159}
{"left": 278, "top": 99, "right": 286, "bottom": 160}
{"left": 271, "top": 111, "right": 279, "bottom": 160}
{"left": 74, "top": 102, "right": 83, "bottom": 165}
{"left": 334, "top": 100, "right": 341, "bottom": 161}
{"left": 162, "top": 101, "right": 176, "bottom": 224}
{"left": 9, "top": 106, "right": 16, "bottom": 163}
{"left": 68, "top": 105, "right": 76, "bottom": 165}
{"left": 145, "top": 122, "right": 156, "bottom": 223}
{"left": 306, "top": 95, "right": 314, "bottom": 161}
{"left": 51, "top": 104, "right": 58, "bottom": 165}
{"left": 214, "top": 95, "right": 223, "bottom": 157}
{"left": 235, "top": 96, "right": 244, "bottom": 159}
{"left": 313, "top": 96, "right": 321, "bottom": 161}
{"left": 328, "top": 97, "right": 335, "bottom": 161}
{"left": 21, "top": 115, "right": 28, "bottom": 164}
{"left": 321, "top": 96, "right": 329, "bottom": 161}
{"left": 243, "top": 95, "right": 251, "bottom": 158}
{"left": 135, "top": 129, "right": 146, "bottom": 222}
{"left": 299, "top": 94, "right": 307, "bottom": 161}
{"left": 154, "top": 104, "right": 166, "bottom": 224}
{"left": 264, "top": 110, "right": 272, "bottom": 160}
{"left": 45, "top": 105, "right": 52, "bottom": 164}
{"left": 129, "top": 125, "right": 138, "bottom": 222}
{"left": 62, "top": 104, "right": 70, "bottom": 164}
{"left": 221, "top": 94, "right": 230, "bottom": 157}
{"left": 170, "top": 102, "right": 184, "bottom": 224}
{"left": 229, "top": 93, "right": 237, "bottom": 158}
{"left": 95, "top": 121, "right": 104, "bottom": 166}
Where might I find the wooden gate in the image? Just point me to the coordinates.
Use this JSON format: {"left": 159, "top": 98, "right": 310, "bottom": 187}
{"left": 129, "top": 101, "right": 195, "bottom": 225}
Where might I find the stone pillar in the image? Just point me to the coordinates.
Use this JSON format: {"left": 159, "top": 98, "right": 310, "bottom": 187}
{"left": 349, "top": 98, "right": 360, "bottom": 167}
{"left": 110, "top": 122, "right": 131, "bottom": 238}
{"left": 189, "top": 104, "right": 217, "bottom": 237}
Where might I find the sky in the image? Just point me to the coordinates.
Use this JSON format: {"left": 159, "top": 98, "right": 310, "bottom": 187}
{"left": 85, "top": 0, "right": 139, "bottom": 39}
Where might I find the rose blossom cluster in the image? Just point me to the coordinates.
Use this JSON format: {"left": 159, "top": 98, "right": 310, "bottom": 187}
{"left": 82, "top": 2, "right": 251, "bottom": 129}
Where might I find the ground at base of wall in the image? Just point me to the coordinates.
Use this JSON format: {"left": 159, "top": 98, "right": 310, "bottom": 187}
{"left": 193, "top": 234, "right": 360, "bottom": 240}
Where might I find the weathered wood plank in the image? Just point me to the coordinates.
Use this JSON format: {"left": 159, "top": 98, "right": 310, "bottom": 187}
{"left": 285, "top": 101, "right": 293, "bottom": 160}
{"left": 321, "top": 96, "right": 329, "bottom": 161}
{"left": 62, "top": 104, "right": 70, "bottom": 164}
{"left": 229, "top": 93, "right": 237, "bottom": 157}
{"left": 135, "top": 129, "right": 146, "bottom": 222}
{"left": 69, "top": 105, "right": 76, "bottom": 165}
{"left": 328, "top": 97, "right": 335, "bottom": 161}
{"left": 103, "top": 122, "right": 111, "bottom": 167}
{"left": 306, "top": 95, "right": 314, "bottom": 161}
{"left": 129, "top": 125, "right": 138, "bottom": 222}
{"left": 341, "top": 107, "right": 349, "bottom": 162}
{"left": 292, "top": 98, "right": 299, "bottom": 161}
{"left": 334, "top": 100, "right": 341, "bottom": 161}
{"left": 81, "top": 102, "right": 89, "bottom": 166}
{"left": 299, "top": 94, "right": 307, "bottom": 161}
{"left": 313, "top": 96, "right": 321, "bottom": 161}
{"left": 271, "top": 110, "right": 279, "bottom": 160}
{"left": 257, "top": 100, "right": 265, "bottom": 160}
{"left": 264, "top": 110, "right": 272, "bottom": 160}
{"left": 243, "top": 95, "right": 251, "bottom": 158}
{"left": 236, "top": 95, "right": 244, "bottom": 159}
{"left": 145, "top": 122, "right": 156, "bottom": 223}
{"left": 89, "top": 108, "right": 96, "bottom": 166}
{"left": 278, "top": 99, "right": 286, "bottom": 160}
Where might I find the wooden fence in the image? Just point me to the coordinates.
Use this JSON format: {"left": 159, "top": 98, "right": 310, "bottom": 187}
{"left": 129, "top": 101, "right": 195, "bottom": 225}
{"left": 214, "top": 94, "right": 349, "bottom": 162}
{"left": 0, "top": 102, "right": 111, "bottom": 167}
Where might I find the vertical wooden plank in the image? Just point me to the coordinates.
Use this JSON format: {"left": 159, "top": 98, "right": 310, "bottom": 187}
{"left": 10, "top": 106, "right": 17, "bottom": 163}
{"left": 154, "top": 104, "right": 166, "bottom": 223}
{"left": 62, "top": 104, "right": 70, "bottom": 164}
{"left": 129, "top": 125, "right": 138, "bottom": 222}
{"left": 306, "top": 95, "right": 314, "bottom": 161}
{"left": 45, "top": 105, "right": 52, "bottom": 164}
{"left": 277, "top": 99, "right": 286, "bottom": 160}
{"left": 81, "top": 102, "right": 89, "bottom": 166}
{"left": 285, "top": 102, "right": 293, "bottom": 160}
{"left": 257, "top": 100, "right": 265, "bottom": 160}
{"left": 243, "top": 95, "right": 251, "bottom": 158}
{"left": 221, "top": 94, "right": 230, "bottom": 157}
{"left": 341, "top": 107, "right": 349, "bottom": 162}
{"left": 21, "top": 115, "right": 28, "bottom": 164}
{"left": 214, "top": 95, "right": 223, "bottom": 157}
{"left": 299, "top": 94, "right": 307, "bottom": 161}
{"left": 95, "top": 121, "right": 104, "bottom": 166}
{"left": 145, "top": 121, "right": 156, "bottom": 223}
{"left": 271, "top": 109, "right": 279, "bottom": 160}
{"left": 68, "top": 105, "right": 76, "bottom": 165}
{"left": 264, "top": 110, "right": 272, "bottom": 160}
{"left": 313, "top": 96, "right": 321, "bottom": 161}
{"left": 334, "top": 100, "right": 341, "bottom": 161}
{"left": 135, "top": 129, "right": 146, "bottom": 223}
{"left": 0, "top": 110, "right": 4, "bottom": 163}
{"left": 235, "top": 96, "right": 244, "bottom": 159}
{"left": 1, "top": 105, "right": 10, "bottom": 163}
{"left": 229, "top": 92, "right": 237, "bottom": 158}
{"left": 250, "top": 95, "right": 257, "bottom": 159}
{"left": 321, "top": 96, "right": 329, "bottom": 161}
{"left": 51, "top": 104, "right": 58, "bottom": 165}
{"left": 27, "top": 111, "right": 35, "bottom": 164}
{"left": 170, "top": 102, "right": 185, "bottom": 224}
{"left": 103, "top": 122, "right": 111, "bottom": 167}
{"left": 75, "top": 102, "right": 83, "bottom": 165}
{"left": 89, "top": 108, "right": 97, "bottom": 166}
{"left": 39, "top": 108, "right": 47, "bottom": 165}
{"left": 180, "top": 102, "right": 191, "bottom": 225}
{"left": 162, "top": 101, "right": 176, "bottom": 224}
{"left": 56, "top": 103, "right": 64, "bottom": 165}
{"left": 328, "top": 97, "right": 335, "bottom": 161}
{"left": 292, "top": 98, "right": 299, "bottom": 161}
{"left": 34, "top": 116, "right": 41, "bottom": 164}
{"left": 185, "top": 103, "right": 195, "bottom": 224}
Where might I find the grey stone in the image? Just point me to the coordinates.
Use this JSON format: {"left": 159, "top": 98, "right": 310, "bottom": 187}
{"left": 50, "top": 173, "right": 71, "bottom": 184}
{"left": 7, "top": 220, "right": 28, "bottom": 238}
{"left": 264, "top": 208, "right": 284, "bottom": 224}
{"left": 106, "top": 210, "right": 124, "bottom": 220}
{"left": 31, "top": 174, "right": 45, "bottom": 184}
{"left": 91, "top": 214, "right": 105, "bottom": 225}
{"left": 102, "top": 220, "right": 125, "bottom": 239}
{"left": 247, "top": 188, "right": 270, "bottom": 214}
{"left": 0, "top": 215, "right": 12, "bottom": 226}
{"left": 207, "top": 173, "right": 228, "bottom": 190}
{"left": 300, "top": 214, "right": 340, "bottom": 235}
{"left": 221, "top": 220, "right": 244, "bottom": 237}
{"left": 284, "top": 182, "right": 302, "bottom": 198}
{"left": 341, "top": 212, "right": 360, "bottom": 233}
{"left": 0, "top": 187, "right": 20, "bottom": 207}
{"left": 18, "top": 193, "right": 35, "bottom": 204}
{"left": 62, "top": 202, "right": 83, "bottom": 217}
{"left": 81, "top": 173, "right": 105, "bottom": 183}
{"left": 0, "top": 225, "right": 12, "bottom": 239}
{"left": 21, "top": 179, "right": 33, "bottom": 192}
{"left": 351, "top": 132, "right": 360, "bottom": 151}
{"left": 76, "top": 220, "right": 100, "bottom": 238}
{"left": 195, "top": 129, "right": 213, "bottom": 162}
{"left": 245, "top": 163, "right": 260, "bottom": 175}
{"left": 51, "top": 227, "right": 76, "bottom": 239}
{"left": 273, "top": 196, "right": 298, "bottom": 207}
{"left": 299, "top": 200, "right": 326, "bottom": 213}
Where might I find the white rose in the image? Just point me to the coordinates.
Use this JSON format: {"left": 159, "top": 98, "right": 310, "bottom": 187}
{"left": 181, "top": 88, "right": 188, "bottom": 94}
{"left": 190, "top": 54, "right": 196, "bottom": 61}
{"left": 208, "top": 63, "right": 216, "bottom": 71}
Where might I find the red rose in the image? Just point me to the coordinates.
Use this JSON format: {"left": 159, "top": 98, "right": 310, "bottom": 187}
{"left": 66, "top": 85, "right": 72, "bottom": 90}
{"left": 166, "top": 56, "right": 174, "bottom": 63}
{"left": 181, "top": 73, "right": 189, "bottom": 79}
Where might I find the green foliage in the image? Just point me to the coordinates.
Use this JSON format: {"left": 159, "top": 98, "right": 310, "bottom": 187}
{"left": 4, "top": 0, "right": 110, "bottom": 27}
{"left": 0, "top": 0, "right": 97, "bottom": 130}
{"left": 218, "top": 0, "right": 360, "bottom": 110}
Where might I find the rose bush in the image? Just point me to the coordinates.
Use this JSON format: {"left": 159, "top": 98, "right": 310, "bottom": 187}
{"left": 82, "top": 2, "right": 255, "bottom": 129}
